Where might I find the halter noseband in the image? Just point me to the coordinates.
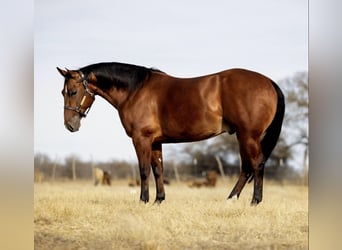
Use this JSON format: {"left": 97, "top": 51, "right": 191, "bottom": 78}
{"left": 64, "top": 71, "right": 95, "bottom": 118}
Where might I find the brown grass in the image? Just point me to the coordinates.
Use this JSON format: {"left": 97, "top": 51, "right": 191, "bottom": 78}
{"left": 34, "top": 179, "right": 308, "bottom": 249}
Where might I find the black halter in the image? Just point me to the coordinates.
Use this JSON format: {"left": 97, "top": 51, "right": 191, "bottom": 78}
{"left": 64, "top": 71, "right": 95, "bottom": 117}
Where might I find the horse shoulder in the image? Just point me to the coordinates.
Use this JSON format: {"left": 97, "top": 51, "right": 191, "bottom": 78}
{"left": 119, "top": 87, "right": 161, "bottom": 140}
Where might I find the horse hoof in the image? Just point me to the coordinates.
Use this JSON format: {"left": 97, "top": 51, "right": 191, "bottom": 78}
{"left": 250, "top": 198, "right": 261, "bottom": 206}
{"left": 154, "top": 195, "right": 165, "bottom": 205}
{"left": 226, "top": 194, "right": 238, "bottom": 205}
{"left": 227, "top": 194, "right": 239, "bottom": 200}
{"left": 139, "top": 198, "right": 149, "bottom": 204}
{"left": 153, "top": 199, "right": 164, "bottom": 205}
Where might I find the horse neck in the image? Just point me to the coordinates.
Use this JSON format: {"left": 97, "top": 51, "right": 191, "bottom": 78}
{"left": 93, "top": 85, "right": 130, "bottom": 110}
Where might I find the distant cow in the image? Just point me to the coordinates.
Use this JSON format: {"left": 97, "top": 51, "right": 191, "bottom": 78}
{"left": 188, "top": 180, "right": 206, "bottom": 188}
{"left": 205, "top": 170, "right": 218, "bottom": 187}
{"left": 94, "top": 167, "right": 111, "bottom": 186}
{"left": 189, "top": 170, "right": 218, "bottom": 188}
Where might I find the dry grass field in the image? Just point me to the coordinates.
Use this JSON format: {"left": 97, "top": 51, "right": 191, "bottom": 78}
{"left": 34, "top": 179, "right": 308, "bottom": 250}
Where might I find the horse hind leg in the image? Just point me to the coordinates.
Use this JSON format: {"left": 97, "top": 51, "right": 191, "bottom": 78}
{"left": 228, "top": 134, "right": 265, "bottom": 205}
{"left": 251, "top": 160, "right": 265, "bottom": 205}
{"left": 227, "top": 156, "right": 253, "bottom": 200}
{"left": 246, "top": 138, "right": 265, "bottom": 205}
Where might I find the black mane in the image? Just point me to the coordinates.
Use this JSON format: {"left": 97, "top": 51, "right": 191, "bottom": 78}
{"left": 80, "top": 62, "right": 160, "bottom": 91}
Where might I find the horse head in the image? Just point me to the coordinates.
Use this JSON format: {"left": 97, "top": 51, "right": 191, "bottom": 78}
{"left": 57, "top": 67, "right": 95, "bottom": 132}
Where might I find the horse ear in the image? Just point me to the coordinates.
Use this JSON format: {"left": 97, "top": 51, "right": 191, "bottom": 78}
{"left": 57, "top": 67, "right": 69, "bottom": 77}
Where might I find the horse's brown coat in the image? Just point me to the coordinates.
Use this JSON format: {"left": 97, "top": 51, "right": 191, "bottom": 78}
{"left": 58, "top": 63, "right": 285, "bottom": 205}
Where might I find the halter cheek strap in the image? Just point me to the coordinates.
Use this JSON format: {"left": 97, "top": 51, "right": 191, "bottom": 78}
{"left": 64, "top": 71, "right": 95, "bottom": 118}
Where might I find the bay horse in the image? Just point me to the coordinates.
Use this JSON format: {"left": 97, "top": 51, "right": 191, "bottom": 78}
{"left": 57, "top": 62, "right": 285, "bottom": 205}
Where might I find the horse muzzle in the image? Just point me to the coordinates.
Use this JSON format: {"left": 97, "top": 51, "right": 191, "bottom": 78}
{"left": 64, "top": 116, "right": 81, "bottom": 132}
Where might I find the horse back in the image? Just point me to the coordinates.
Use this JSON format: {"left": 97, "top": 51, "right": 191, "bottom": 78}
{"left": 120, "top": 69, "right": 278, "bottom": 143}
{"left": 150, "top": 72, "right": 227, "bottom": 142}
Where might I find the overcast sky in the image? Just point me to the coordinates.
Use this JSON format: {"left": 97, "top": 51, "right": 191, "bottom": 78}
{"left": 34, "top": 0, "right": 308, "bottom": 163}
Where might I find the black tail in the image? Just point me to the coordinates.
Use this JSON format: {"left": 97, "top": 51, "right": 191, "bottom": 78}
{"left": 261, "top": 81, "right": 285, "bottom": 161}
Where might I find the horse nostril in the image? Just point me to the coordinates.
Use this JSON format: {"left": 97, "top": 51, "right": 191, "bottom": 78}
{"left": 65, "top": 116, "right": 81, "bottom": 132}
{"left": 65, "top": 123, "right": 75, "bottom": 132}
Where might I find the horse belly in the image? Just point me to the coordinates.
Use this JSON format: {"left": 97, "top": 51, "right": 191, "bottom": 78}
{"left": 158, "top": 75, "right": 225, "bottom": 142}
{"left": 160, "top": 111, "right": 225, "bottom": 143}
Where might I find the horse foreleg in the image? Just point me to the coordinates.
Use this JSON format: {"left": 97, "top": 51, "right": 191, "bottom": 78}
{"left": 133, "top": 137, "right": 152, "bottom": 203}
{"left": 151, "top": 143, "right": 165, "bottom": 204}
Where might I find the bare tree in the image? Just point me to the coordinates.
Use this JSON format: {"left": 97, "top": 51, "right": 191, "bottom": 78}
{"left": 278, "top": 72, "right": 308, "bottom": 170}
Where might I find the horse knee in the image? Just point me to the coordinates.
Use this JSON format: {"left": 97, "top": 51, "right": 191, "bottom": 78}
{"left": 138, "top": 165, "right": 150, "bottom": 180}
{"left": 140, "top": 172, "right": 149, "bottom": 181}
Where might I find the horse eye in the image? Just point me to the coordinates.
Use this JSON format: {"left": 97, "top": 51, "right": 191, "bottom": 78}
{"left": 70, "top": 91, "right": 77, "bottom": 97}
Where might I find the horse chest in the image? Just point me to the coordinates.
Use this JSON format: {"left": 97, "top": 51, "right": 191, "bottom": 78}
{"left": 119, "top": 102, "right": 160, "bottom": 138}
